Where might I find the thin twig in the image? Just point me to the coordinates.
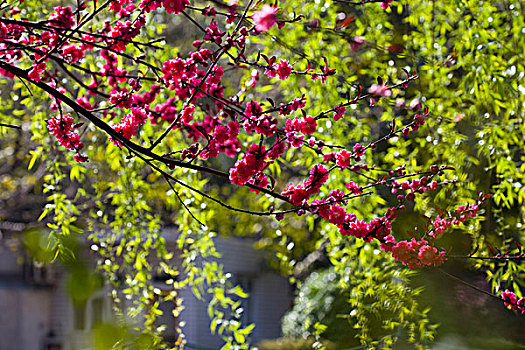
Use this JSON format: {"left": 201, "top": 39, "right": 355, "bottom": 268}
{"left": 0, "top": 123, "right": 21, "bottom": 129}
{"left": 437, "top": 268, "right": 500, "bottom": 301}
{"left": 449, "top": 255, "right": 525, "bottom": 261}
{"left": 163, "top": 173, "right": 206, "bottom": 227}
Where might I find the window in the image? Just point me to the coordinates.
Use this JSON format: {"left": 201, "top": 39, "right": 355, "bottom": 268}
{"left": 72, "top": 292, "right": 110, "bottom": 331}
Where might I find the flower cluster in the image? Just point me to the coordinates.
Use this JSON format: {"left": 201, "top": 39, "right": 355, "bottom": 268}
{"left": 47, "top": 114, "right": 87, "bottom": 162}
{"left": 391, "top": 176, "right": 437, "bottom": 202}
{"left": 110, "top": 107, "right": 149, "bottom": 146}
{"left": 248, "top": 173, "right": 271, "bottom": 194}
{"left": 242, "top": 101, "right": 278, "bottom": 137}
{"left": 501, "top": 290, "right": 525, "bottom": 314}
{"left": 28, "top": 61, "right": 47, "bottom": 82}
{"left": 265, "top": 59, "right": 293, "bottom": 80}
{"left": 200, "top": 119, "right": 241, "bottom": 159}
{"left": 278, "top": 97, "right": 307, "bottom": 116}
{"left": 160, "top": 49, "right": 223, "bottom": 106}
{"left": 138, "top": 0, "right": 162, "bottom": 12}
{"left": 430, "top": 203, "right": 478, "bottom": 237}
{"left": 100, "top": 49, "right": 128, "bottom": 87}
{"left": 281, "top": 164, "right": 329, "bottom": 205}
{"left": 62, "top": 44, "right": 84, "bottom": 63}
{"left": 284, "top": 115, "right": 317, "bottom": 135}
{"left": 331, "top": 144, "right": 365, "bottom": 168}
{"left": 109, "top": 0, "right": 132, "bottom": 13}
{"left": 162, "top": 0, "right": 189, "bottom": 15}
{"left": 109, "top": 17, "right": 145, "bottom": 52}
{"left": 109, "top": 89, "right": 133, "bottom": 109}
{"left": 382, "top": 236, "right": 447, "bottom": 269}
{"left": 333, "top": 105, "right": 346, "bottom": 121}
{"left": 432, "top": 216, "right": 452, "bottom": 238}
{"left": 203, "top": 20, "right": 225, "bottom": 45}
{"left": 229, "top": 144, "right": 269, "bottom": 186}
{"left": 48, "top": 6, "right": 75, "bottom": 28}
{"left": 345, "top": 181, "right": 363, "bottom": 194}
{"left": 368, "top": 83, "right": 392, "bottom": 106}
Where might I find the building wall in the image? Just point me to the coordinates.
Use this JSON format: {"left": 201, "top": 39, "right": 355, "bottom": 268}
{"left": 0, "top": 243, "right": 56, "bottom": 350}
{"left": 0, "top": 234, "right": 292, "bottom": 350}
{"left": 179, "top": 236, "right": 292, "bottom": 349}
{"left": 0, "top": 287, "right": 53, "bottom": 350}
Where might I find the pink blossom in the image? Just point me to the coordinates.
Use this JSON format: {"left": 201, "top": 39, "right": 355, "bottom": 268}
{"left": 281, "top": 183, "right": 310, "bottom": 206}
{"left": 119, "top": 3, "right": 136, "bottom": 16}
{"left": 304, "top": 164, "right": 329, "bottom": 194}
{"left": 328, "top": 189, "right": 345, "bottom": 202}
{"left": 290, "top": 134, "right": 304, "bottom": 148}
{"left": 28, "top": 62, "right": 47, "bottom": 82}
{"left": 390, "top": 238, "right": 446, "bottom": 269}
{"left": 392, "top": 241, "right": 413, "bottom": 263}
{"left": 333, "top": 105, "right": 346, "bottom": 121}
{"left": 418, "top": 245, "right": 439, "bottom": 265}
{"left": 202, "top": 6, "right": 217, "bottom": 16}
{"left": 264, "top": 65, "right": 277, "bottom": 78}
{"left": 47, "top": 114, "right": 86, "bottom": 162}
{"left": 380, "top": 0, "right": 393, "bottom": 9}
{"left": 284, "top": 116, "right": 317, "bottom": 135}
{"left": 109, "top": 89, "right": 132, "bottom": 109}
{"left": 380, "top": 235, "right": 396, "bottom": 252}
{"left": 62, "top": 44, "right": 84, "bottom": 63}
{"left": 252, "top": 5, "right": 277, "bottom": 32}
{"left": 299, "top": 116, "right": 317, "bottom": 135}
{"left": 245, "top": 100, "right": 262, "bottom": 118}
{"left": 74, "top": 153, "right": 88, "bottom": 162}
{"left": 345, "top": 182, "right": 362, "bottom": 195}
{"left": 138, "top": 0, "right": 162, "bottom": 12}
{"left": 181, "top": 104, "right": 195, "bottom": 123}
{"left": 322, "top": 152, "right": 335, "bottom": 163}
{"left": 501, "top": 290, "right": 525, "bottom": 313}
{"left": 412, "top": 113, "right": 426, "bottom": 131}
{"left": 162, "top": 0, "right": 189, "bottom": 14}
{"left": 226, "top": 5, "right": 237, "bottom": 24}
{"left": 109, "top": 0, "right": 131, "bottom": 13}
{"left": 49, "top": 7, "right": 75, "bottom": 28}
{"left": 109, "top": 19, "right": 144, "bottom": 52}
{"left": 112, "top": 115, "right": 138, "bottom": 142}
{"left": 335, "top": 149, "right": 352, "bottom": 169}
{"left": 368, "top": 83, "right": 392, "bottom": 97}
{"left": 203, "top": 20, "right": 224, "bottom": 45}
{"left": 76, "top": 97, "right": 93, "bottom": 110}
{"left": 353, "top": 143, "right": 365, "bottom": 157}
{"left": 229, "top": 144, "right": 268, "bottom": 186}
{"left": 267, "top": 139, "right": 286, "bottom": 160}
{"left": 432, "top": 216, "right": 451, "bottom": 237}
{"left": 276, "top": 59, "right": 292, "bottom": 80}
{"left": 289, "top": 97, "right": 306, "bottom": 113}
{"left": 47, "top": 114, "right": 74, "bottom": 140}
{"left": 248, "top": 173, "right": 270, "bottom": 194}
{"left": 328, "top": 205, "right": 347, "bottom": 225}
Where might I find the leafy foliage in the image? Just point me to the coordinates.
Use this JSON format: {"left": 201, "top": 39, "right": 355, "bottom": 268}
{"left": 0, "top": 0, "right": 524, "bottom": 349}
